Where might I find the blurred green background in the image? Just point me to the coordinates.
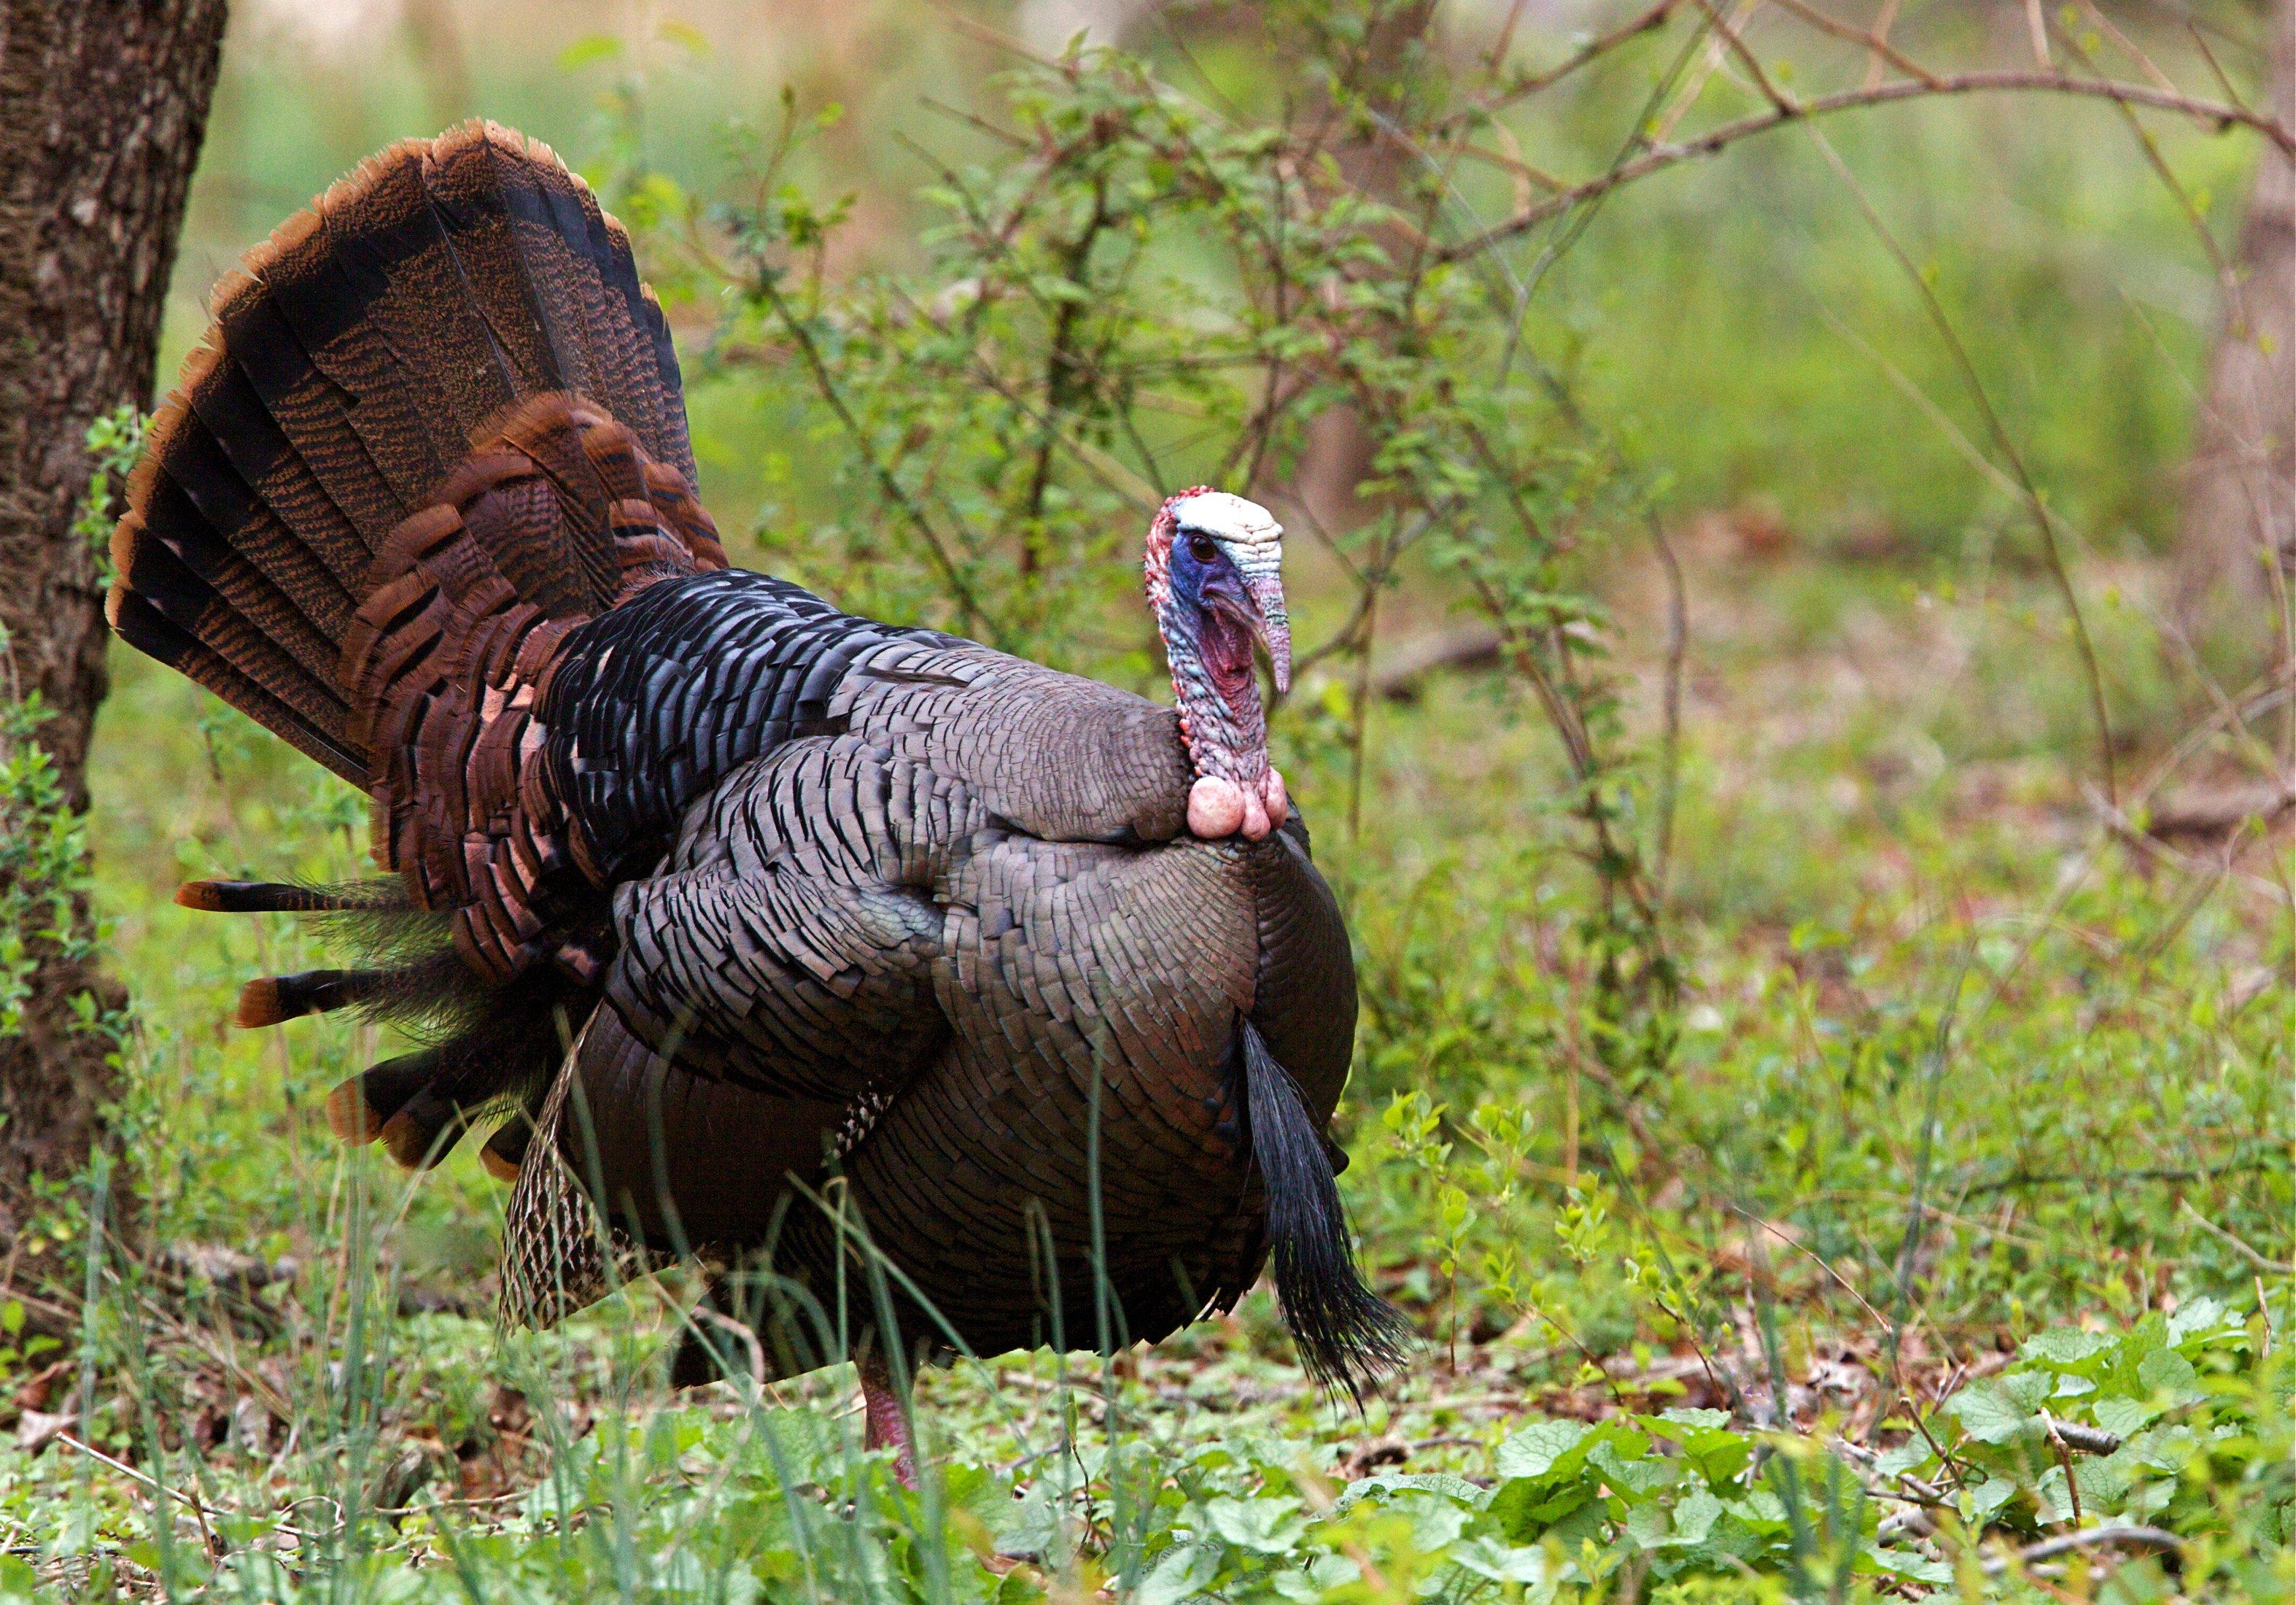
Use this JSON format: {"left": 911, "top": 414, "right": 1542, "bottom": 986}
{"left": 50, "top": 2, "right": 2294, "bottom": 1598}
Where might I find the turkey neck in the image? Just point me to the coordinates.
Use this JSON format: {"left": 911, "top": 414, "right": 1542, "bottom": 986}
{"left": 1159, "top": 592, "right": 1268, "bottom": 786}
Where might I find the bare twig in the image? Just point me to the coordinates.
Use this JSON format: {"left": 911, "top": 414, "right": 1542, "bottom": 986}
{"left": 1801, "top": 128, "right": 2119, "bottom": 805}
{"left": 1863, "top": 0, "right": 1903, "bottom": 91}
{"left": 1764, "top": 0, "right": 1935, "bottom": 87}
{"left": 1460, "top": 0, "right": 1687, "bottom": 126}
{"left": 1692, "top": 0, "right": 1799, "bottom": 115}
{"left": 754, "top": 277, "right": 990, "bottom": 637}
{"left": 1980, "top": 1525, "right": 2183, "bottom": 1577}
{"left": 1442, "top": 74, "right": 2295, "bottom": 262}
{"left": 2179, "top": 1199, "right": 2295, "bottom": 1274}
{"left": 2022, "top": 0, "right": 2054, "bottom": 71}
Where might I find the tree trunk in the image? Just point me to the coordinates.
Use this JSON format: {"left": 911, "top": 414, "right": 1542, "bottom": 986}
{"left": 2175, "top": 0, "right": 2295, "bottom": 657}
{"left": 1279, "top": 1, "right": 1438, "bottom": 536}
{"left": 0, "top": 0, "right": 228, "bottom": 1240}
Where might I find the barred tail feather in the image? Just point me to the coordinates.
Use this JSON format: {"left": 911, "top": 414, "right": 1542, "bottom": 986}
{"left": 109, "top": 119, "right": 693, "bottom": 788}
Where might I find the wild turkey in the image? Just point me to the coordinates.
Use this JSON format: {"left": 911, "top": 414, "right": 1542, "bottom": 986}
{"left": 107, "top": 122, "right": 1406, "bottom": 1478}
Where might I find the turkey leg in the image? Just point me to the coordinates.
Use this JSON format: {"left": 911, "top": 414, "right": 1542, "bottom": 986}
{"left": 858, "top": 1350, "right": 918, "bottom": 1489}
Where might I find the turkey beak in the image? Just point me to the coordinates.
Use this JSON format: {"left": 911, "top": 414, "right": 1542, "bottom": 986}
{"left": 1228, "top": 542, "right": 1291, "bottom": 697}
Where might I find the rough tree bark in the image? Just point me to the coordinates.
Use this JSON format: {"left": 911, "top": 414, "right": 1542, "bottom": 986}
{"left": 2175, "top": 0, "right": 2295, "bottom": 656}
{"left": 0, "top": 0, "right": 228, "bottom": 1239}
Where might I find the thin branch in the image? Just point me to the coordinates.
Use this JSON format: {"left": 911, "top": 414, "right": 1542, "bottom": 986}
{"left": 1763, "top": 0, "right": 1935, "bottom": 87}
{"left": 1457, "top": 0, "right": 1688, "bottom": 128}
{"left": 2180, "top": 1199, "right": 2294, "bottom": 1273}
{"left": 1691, "top": 0, "right": 1799, "bottom": 115}
{"left": 2052, "top": 22, "right": 2243, "bottom": 330}
{"left": 2022, "top": 0, "right": 2054, "bottom": 71}
{"left": 1863, "top": 0, "right": 1903, "bottom": 91}
{"left": 755, "top": 277, "right": 990, "bottom": 637}
{"left": 1981, "top": 1526, "right": 2183, "bottom": 1577}
{"left": 1801, "top": 128, "right": 2119, "bottom": 805}
{"left": 1440, "top": 71, "right": 2295, "bottom": 262}
{"left": 2076, "top": 0, "right": 2181, "bottom": 96}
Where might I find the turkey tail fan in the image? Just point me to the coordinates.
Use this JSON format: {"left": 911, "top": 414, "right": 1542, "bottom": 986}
{"left": 1240, "top": 1021, "right": 1412, "bottom": 1402}
{"left": 108, "top": 117, "right": 693, "bottom": 786}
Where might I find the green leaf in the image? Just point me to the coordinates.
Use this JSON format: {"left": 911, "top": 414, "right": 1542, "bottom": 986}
{"left": 1332, "top": 1471, "right": 1486, "bottom": 1512}
{"left": 1448, "top": 1534, "right": 1550, "bottom": 1584}
{"left": 2020, "top": 1327, "right": 2111, "bottom": 1366}
{"left": 1947, "top": 1382, "right": 2037, "bottom": 1445}
{"left": 2001, "top": 1370, "right": 2057, "bottom": 1412}
{"left": 2167, "top": 1296, "right": 2231, "bottom": 1342}
{"left": 1138, "top": 1541, "right": 1221, "bottom": 1605}
{"left": 1962, "top": 1477, "right": 2018, "bottom": 1523}
{"left": 996, "top": 1480, "right": 1060, "bottom": 1556}
{"left": 1587, "top": 1439, "right": 1675, "bottom": 1498}
{"left": 2136, "top": 1347, "right": 2200, "bottom": 1399}
{"left": 1269, "top": 1555, "right": 1359, "bottom": 1601}
{"left": 1203, "top": 1495, "right": 1306, "bottom": 1555}
{"left": 2091, "top": 1395, "right": 2162, "bottom": 1438}
{"left": 1672, "top": 1487, "right": 1726, "bottom": 1546}
{"left": 556, "top": 33, "right": 623, "bottom": 70}
{"left": 1495, "top": 1417, "right": 1588, "bottom": 1480}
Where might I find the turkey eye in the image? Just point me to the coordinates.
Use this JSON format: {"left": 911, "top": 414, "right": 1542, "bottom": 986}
{"left": 1186, "top": 533, "right": 1218, "bottom": 563}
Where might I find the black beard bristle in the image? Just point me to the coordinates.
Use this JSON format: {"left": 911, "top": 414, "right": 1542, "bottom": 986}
{"left": 1241, "top": 1020, "right": 1413, "bottom": 1403}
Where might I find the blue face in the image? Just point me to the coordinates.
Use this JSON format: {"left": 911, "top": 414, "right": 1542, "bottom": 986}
{"left": 1168, "top": 526, "right": 1244, "bottom": 619}
{"left": 1168, "top": 527, "right": 1257, "bottom": 687}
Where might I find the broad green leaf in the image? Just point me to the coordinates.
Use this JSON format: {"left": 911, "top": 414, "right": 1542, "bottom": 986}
{"left": 2137, "top": 1347, "right": 2200, "bottom": 1399}
{"left": 1332, "top": 1471, "right": 1486, "bottom": 1512}
{"left": 2168, "top": 1296, "right": 2231, "bottom": 1342}
{"left": 1961, "top": 1477, "right": 2018, "bottom": 1523}
{"left": 1496, "top": 1417, "right": 1589, "bottom": 1480}
{"left": 2091, "top": 1395, "right": 2162, "bottom": 1438}
{"left": 2020, "top": 1327, "right": 2112, "bottom": 1366}
{"left": 1873, "top": 1439, "right": 1934, "bottom": 1479}
{"left": 1137, "top": 1541, "right": 1220, "bottom": 1605}
{"left": 1621, "top": 1498, "right": 1670, "bottom": 1550}
{"left": 1947, "top": 1383, "right": 2036, "bottom": 1444}
{"left": 1204, "top": 1495, "right": 1306, "bottom": 1555}
{"left": 1672, "top": 1488, "right": 1726, "bottom": 1546}
{"left": 2002, "top": 1370, "right": 2057, "bottom": 1412}
{"left": 1269, "top": 1554, "right": 1359, "bottom": 1602}
{"left": 1587, "top": 1439, "right": 1675, "bottom": 1497}
{"left": 1448, "top": 1534, "right": 1551, "bottom": 1584}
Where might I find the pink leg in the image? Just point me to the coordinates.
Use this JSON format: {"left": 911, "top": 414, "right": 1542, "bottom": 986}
{"left": 858, "top": 1350, "right": 918, "bottom": 1489}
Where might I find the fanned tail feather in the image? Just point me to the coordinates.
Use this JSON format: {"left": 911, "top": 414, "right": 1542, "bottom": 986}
{"left": 117, "top": 122, "right": 717, "bottom": 1175}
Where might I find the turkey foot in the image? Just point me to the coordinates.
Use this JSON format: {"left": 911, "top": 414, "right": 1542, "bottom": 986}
{"left": 858, "top": 1350, "right": 918, "bottom": 1489}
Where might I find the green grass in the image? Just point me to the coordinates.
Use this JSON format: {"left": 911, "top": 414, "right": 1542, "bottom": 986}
{"left": 34, "top": 533, "right": 2289, "bottom": 1601}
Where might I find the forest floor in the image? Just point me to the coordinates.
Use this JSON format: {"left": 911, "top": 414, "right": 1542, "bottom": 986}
{"left": 2, "top": 530, "right": 2286, "bottom": 1601}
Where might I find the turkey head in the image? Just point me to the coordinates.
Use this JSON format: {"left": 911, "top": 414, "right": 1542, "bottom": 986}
{"left": 1146, "top": 489, "right": 1294, "bottom": 841}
